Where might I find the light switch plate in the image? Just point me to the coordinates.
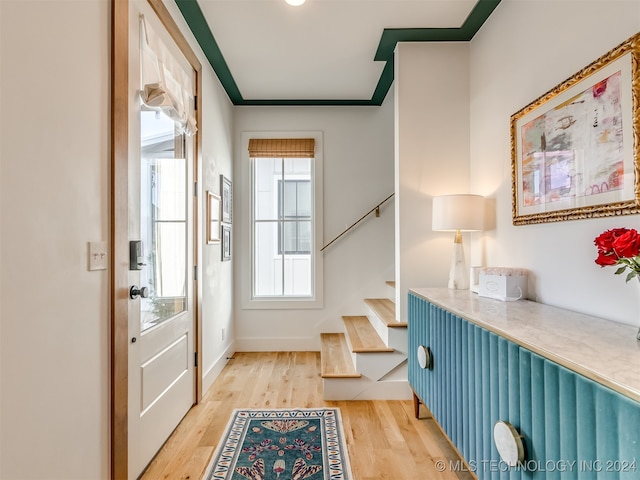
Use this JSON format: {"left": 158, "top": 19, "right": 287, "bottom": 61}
{"left": 88, "top": 241, "right": 108, "bottom": 271}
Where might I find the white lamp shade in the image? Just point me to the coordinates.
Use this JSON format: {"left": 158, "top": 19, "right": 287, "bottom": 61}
{"left": 432, "top": 194, "right": 485, "bottom": 232}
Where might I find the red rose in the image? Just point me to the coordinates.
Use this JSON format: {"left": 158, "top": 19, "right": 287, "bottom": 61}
{"left": 612, "top": 229, "right": 640, "bottom": 258}
{"left": 594, "top": 228, "right": 629, "bottom": 254}
{"left": 594, "top": 227, "right": 640, "bottom": 281}
{"left": 595, "top": 250, "right": 618, "bottom": 267}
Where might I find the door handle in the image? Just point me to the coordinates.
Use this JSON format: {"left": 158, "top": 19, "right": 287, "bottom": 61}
{"left": 130, "top": 285, "right": 149, "bottom": 299}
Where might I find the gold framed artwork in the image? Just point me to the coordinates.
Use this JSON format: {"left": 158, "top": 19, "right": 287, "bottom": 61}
{"left": 207, "top": 191, "right": 221, "bottom": 244}
{"left": 511, "top": 32, "right": 640, "bottom": 225}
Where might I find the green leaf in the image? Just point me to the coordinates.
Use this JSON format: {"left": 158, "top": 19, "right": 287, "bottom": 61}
{"left": 626, "top": 270, "right": 638, "bottom": 282}
{"left": 615, "top": 266, "right": 628, "bottom": 275}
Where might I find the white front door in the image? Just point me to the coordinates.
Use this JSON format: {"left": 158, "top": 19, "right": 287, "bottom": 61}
{"left": 127, "top": 3, "right": 196, "bottom": 477}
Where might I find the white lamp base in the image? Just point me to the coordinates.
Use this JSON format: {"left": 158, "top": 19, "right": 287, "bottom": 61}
{"left": 448, "top": 233, "right": 469, "bottom": 290}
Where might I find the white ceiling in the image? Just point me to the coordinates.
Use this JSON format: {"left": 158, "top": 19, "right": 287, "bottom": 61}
{"left": 177, "top": 0, "right": 499, "bottom": 105}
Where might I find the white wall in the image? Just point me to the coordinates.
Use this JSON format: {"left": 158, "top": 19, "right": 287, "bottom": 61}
{"left": 0, "top": 1, "right": 110, "bottom": 478}
{"left": 394, "top": 42, "right": 471, "bottom": 321}
{"left": 469, "top": 0, "right": 640, "bottom": 326}
{"left": 234, "top": 102, "right": 395, "bottom": 350}
{"left": 163, "top": 0, "right": 237, "bottom": 395}
{"left": 0, "top": 0, "right": 234, "bottom": 478}
{"left": 200, "top": 66, "right": 236, "bottom": 391}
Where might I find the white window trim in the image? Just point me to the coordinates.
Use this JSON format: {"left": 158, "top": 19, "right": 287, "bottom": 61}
{"left": 240, "top": 131, "right": 324, "bottom": 310}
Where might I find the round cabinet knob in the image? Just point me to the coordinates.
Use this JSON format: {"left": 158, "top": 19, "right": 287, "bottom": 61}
{"left": 493, "top": 421, "right": 525, "bottom": 467}
{"left": 417, "top": 345, "right": 433, "bottom": 369}
{"left": 129, "top": 285, "right": 149, "bottom": 299}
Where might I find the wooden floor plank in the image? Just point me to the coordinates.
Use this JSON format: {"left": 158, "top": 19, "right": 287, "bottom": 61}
{"left": 140, "top": 352, "right": 473, "bottom": 480}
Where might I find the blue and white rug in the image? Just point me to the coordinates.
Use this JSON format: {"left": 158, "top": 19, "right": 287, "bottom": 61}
{"left": 202, "top": 408, "right": 353, "bottom": 480}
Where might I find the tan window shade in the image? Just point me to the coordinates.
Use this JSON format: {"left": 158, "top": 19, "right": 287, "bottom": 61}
{"left": 248, "top": 138, "right": 315, "bottom": 158}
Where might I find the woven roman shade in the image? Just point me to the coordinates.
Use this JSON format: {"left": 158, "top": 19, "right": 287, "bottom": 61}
{"left": 248, "top": 138, "right": 315, "bottom": 158}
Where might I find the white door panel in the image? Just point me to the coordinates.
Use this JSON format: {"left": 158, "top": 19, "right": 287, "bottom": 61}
{"left": 137, "top": 365, "right": 193, "bottom": 472}
{"left": 140, "top": 332, "right": 189, "bottom": 412}
{"left": 127, "top": 2, "right": 196, "bottom": 478}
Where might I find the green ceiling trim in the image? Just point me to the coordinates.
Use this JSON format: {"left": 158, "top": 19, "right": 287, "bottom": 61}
{"left": 374, "top": 0, "right": 502, "bottom": 62}
{"left": 235, "top": 99, "right": 378, "bottom": 107}
{"left": 175, "top": 0, "right": 243, "bottom": 104}
{"left": 175, "top": 0, "right": 501, "bottom": 107}
{"left": 371, "top": 57, "right": 395, "bottom": 106}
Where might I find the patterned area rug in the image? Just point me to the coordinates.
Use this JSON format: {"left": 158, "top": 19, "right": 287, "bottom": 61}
{"left": 202, "top": 408, "right": 352, "bottom": 480}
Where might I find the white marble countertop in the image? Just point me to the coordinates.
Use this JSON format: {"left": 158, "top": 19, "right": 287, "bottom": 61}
{"left": 409, "top": 288, "right": 640, "bottom": 403}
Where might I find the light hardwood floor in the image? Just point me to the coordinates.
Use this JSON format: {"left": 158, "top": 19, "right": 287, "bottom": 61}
{"left": 140, "top": 352, "right": 473, "bottom": 480}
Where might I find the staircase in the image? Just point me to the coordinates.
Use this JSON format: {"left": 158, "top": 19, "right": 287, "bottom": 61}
{"left": 320, "top": 282, "right": 412, "bottom": 400}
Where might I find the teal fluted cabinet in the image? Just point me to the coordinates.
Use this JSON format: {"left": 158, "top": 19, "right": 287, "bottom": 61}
{"left": 408, "top": 291, "right": 640, "bottom": 480}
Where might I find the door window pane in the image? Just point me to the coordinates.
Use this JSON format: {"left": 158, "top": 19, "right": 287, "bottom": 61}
{"left": 140, "top": 110, "right": 187, "bottom": 331}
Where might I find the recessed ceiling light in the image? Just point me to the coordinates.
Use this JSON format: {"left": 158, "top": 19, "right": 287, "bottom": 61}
{"left": 285, "top": 0, "right": 305, "bottom": 6}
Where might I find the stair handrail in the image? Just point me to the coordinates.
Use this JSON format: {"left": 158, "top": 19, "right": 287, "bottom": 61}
{"left": 320, "top": 193, "right": 394, "bottom": 252}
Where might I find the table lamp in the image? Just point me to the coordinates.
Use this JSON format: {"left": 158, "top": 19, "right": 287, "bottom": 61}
{"left": 432, "top": 194, "right": 485, "bottom": 289}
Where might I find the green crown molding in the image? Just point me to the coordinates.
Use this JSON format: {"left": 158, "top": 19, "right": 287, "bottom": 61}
{"left": 175, "top": 0, "right": 501, "bottom": 106}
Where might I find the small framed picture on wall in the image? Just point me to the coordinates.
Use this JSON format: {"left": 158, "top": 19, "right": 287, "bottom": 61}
{"left": 221, "top": 224, "right": 231, "bottom": 261}
{"left": 207, "top": 191, "right": 221, "bottom": 244}
{"left": 221, "top": 175, "right": 232, "bottom": 224}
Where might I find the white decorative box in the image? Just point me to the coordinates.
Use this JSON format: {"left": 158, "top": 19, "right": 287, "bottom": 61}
{"left": 478, "top": 267, "right": 528, "bottom": 301}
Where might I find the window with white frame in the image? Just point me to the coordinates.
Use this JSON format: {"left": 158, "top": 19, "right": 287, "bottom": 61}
{"left": 277, "top": 179, "right": 311, "bottom": 255}
{"left": 249, "top": 137, "right": 322, "bottom": 303}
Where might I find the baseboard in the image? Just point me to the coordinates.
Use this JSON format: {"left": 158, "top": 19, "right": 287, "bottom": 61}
{"left": 234, "top": 337, "right": 320, "bottom": 352}
{"left": 202, "top": 341, "right": 236, "bottom": 396}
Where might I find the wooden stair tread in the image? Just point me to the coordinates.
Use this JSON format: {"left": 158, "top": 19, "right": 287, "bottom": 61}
{"left": 364, "top": 298, "right": 407, "bottom": 328}
{"left": 386, "top": 281, "right": 396, "bottom": 288}
{"left": 342, "top": 316, "right": 394, "bottom": 353}
{"left": 320, "top": 333, "right": 361, "bottom": 378}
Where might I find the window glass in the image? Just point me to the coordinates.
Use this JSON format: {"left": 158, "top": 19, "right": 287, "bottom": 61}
{"left": 139, "top": 110, "right": 187, "bottom": 330}
{"left": 252, "top": 156, "right": 314, "bottom": 298}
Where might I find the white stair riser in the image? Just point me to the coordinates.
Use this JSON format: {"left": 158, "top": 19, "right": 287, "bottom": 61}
{"left": 380, "top": 360, "right": 407, "bottom": 381}
{"left": 323, "top": 377, "right": 412, "bottom": 401}
{"left": 350, "top": 350, "right": 406, "bottom": 381}
{"left": 366, "top": 305, "right": 392, "bottom": 345}
{"left": 323, "top": 364, "right": 409, "bottom": 400}
{"left": 387, "top": 327, "right": 408, "bottom": 354}
{"left": 364, "top": 307, "right": 407, "bottom": 352}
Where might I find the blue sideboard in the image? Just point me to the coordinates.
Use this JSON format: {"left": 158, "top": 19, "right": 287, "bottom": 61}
{"left": 408, "top": 289, "right": 640, "bottom": 480}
